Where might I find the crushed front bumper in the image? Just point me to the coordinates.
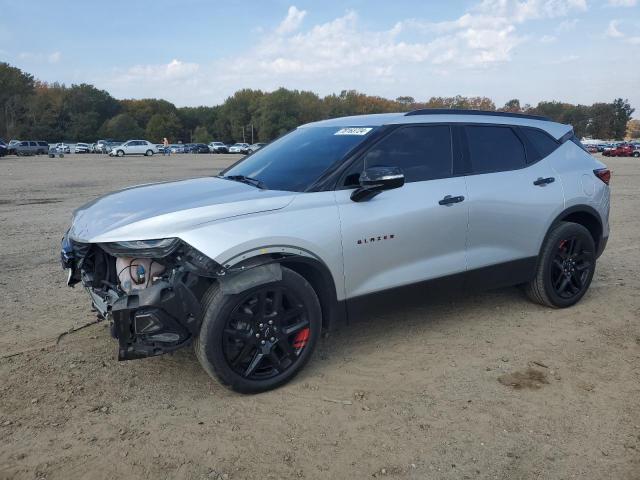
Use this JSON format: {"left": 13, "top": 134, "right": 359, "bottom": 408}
{"left": 61, "top": 234, "right": 204, "bottom": 360}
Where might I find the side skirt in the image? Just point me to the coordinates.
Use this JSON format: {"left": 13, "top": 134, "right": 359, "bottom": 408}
{"left": 345, "top": 257, "right": 538, "bottom": 320}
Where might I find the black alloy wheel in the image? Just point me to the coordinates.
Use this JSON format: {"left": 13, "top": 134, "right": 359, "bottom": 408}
{"left": 195, "top": 266, "right": 321, "bottom": 393}
{"left": 525, "top": 222, "right": 596, "bottom": 308}
{"left": 550, "top": 236, "right": 594, "bottom": 299}
{"left": 223, "top": 287, "right": 311, "bottom": 380}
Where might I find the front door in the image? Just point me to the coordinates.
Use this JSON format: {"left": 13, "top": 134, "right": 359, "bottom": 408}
{"left": 335, "top": 124, "right": 469, "bottom": 299}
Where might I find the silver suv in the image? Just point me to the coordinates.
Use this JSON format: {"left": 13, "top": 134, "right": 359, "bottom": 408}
{"left": 61, "top": 110, "right": 610, "bottom": 393}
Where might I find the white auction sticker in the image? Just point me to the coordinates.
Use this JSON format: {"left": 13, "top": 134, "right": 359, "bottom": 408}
{"left": 334, "top": 127, "right": 373, "bottom": 136}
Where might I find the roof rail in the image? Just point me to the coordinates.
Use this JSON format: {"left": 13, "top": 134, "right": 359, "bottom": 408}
{"left": 404, "top": 109, "right": 551, "bottom": 121}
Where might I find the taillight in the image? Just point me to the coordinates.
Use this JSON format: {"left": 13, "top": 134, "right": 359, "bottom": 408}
{"left": 594, "top": 168, "right": 611, "bottom": 185}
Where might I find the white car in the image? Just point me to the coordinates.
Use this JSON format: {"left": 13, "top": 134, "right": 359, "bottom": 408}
{"left": 109, "top": 140, "right": 158, "bottom": 157}
{"left": 229, "top": 143, "right": 250, "bottom": 154}
{"left": 75, "top": 143, "right": 91, "bottom": 153}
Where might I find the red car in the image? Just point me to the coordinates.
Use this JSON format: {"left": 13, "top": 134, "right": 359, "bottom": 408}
{"left": 603, "top": 144, "right": 635, "bottom": 157}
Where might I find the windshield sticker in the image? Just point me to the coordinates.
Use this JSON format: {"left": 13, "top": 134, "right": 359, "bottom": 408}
{"left": 334, "top": 127, "right": 373, "bottom": 136}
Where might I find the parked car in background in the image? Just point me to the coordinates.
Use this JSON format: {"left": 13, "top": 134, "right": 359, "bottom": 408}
{"left": 8, "top": 140, "right": 20, "bottom": 155}
{"left": 170, "top": 144, "right": 187, "bottom": 154}
{"left": 208, "top": 141, "right": 228, "bottom": 153}
{"left": 35, "top": 141, "right": 49, "bottom": 154}
{"left": 633, "top": 146, "right": 640, "bottom": 158}
{"left": 15, "top": 141, "right": 41, "bottom": 156}
{"left": 75, "top": 143, "right": 92, "bottom": 153}
{"left": 586, "top": 144, "right": 598, "bottom": 153}
{"left": 190, "top": 143, "right": 210, "bottom": 153}
{"left": 0, "top": 139, "right": 7, "bottom": 157}
{"left": 109, "top": 140, "right": 158, "bottom": 157}
{"left": 229, "top": 143, "right": 250, "bottom": 154}
{"left": 603, "top": 144, "right": 634, "bottom": 157}
{"left": 249, "top": 143, "right": 266, "bottom": 153}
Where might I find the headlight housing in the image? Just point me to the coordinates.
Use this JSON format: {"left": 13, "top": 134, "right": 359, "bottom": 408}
{"left": 100, "top": 238, "right": 180, "bottom": 258}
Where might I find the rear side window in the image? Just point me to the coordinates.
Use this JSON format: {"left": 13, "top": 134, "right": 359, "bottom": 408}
{"left": 465, "top": 125, "right": 526, "bottom": 174}
{"left": 363, "top": 125, "right": 453, "bottom": 183}
{"left": 521, "top": 127, "right": 559, "bottom": 162}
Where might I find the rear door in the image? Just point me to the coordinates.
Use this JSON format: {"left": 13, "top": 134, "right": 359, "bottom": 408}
{"left": 335, "top": 124, "right": 469, "bottom": 299}
{"left": 462, "top": 124, "right": 565, "bottom": 273}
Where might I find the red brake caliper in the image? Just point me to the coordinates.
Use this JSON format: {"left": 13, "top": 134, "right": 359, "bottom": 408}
{"left": 293, "top": 328, "right": 310, "bottom": 351}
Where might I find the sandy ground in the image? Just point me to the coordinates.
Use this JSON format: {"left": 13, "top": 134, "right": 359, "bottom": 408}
{"left": 0, "top": 152, "right": 638, "bottom": 480}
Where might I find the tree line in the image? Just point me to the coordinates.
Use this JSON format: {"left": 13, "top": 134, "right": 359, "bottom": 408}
{"left": 0, "top": 62, "right": 635, "bottom": 144}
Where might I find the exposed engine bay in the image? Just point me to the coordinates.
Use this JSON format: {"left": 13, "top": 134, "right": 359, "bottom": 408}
{"left": 60, "top": 233, "right": 291, "bottom": 361}
{"left": 61, "top": 234, "right": 213, "bottom": 360}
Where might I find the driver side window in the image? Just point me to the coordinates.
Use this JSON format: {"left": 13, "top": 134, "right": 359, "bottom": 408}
{"left": 342, "top": 125, "right": 453, "bottom": 187}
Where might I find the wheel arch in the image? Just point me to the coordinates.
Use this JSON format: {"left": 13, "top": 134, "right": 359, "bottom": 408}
{"left": 545, "top": 205, "right": 604, "bottom": 256}
{"left": 219, "top": 250, "right": 344, "bottom": 331}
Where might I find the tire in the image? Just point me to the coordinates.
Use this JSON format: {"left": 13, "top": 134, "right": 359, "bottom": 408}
{"left": 633, "top": 152, "right": 639, "bottom": 158}
{"left": 116, "top": 150, "right": 124, "bottom": 157}
{"left": 145, "top": 149, "right": 154, "bottom": 156}
{"left": 195, "top": 266, "right": 322, "bottom": 393}
{"left": 525, "top": 222, "right": 596, "bottom": 308}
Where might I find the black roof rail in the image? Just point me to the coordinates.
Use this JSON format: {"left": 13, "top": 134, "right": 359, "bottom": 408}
{"left": 404, "top": 108, "right": 551, "bottom": 122}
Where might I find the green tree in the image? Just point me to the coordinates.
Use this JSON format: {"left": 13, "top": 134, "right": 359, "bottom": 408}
{"left": 0, "top": 62, "right": 35, "bottom": 138}
{"left": 121, "top": 98, "right": 177, "bottom": 130}
{"left": 145, "top": 113, "right": 183, "bottom": 143}
{"left": 501, "top": 99, "right": 522, "bottom": 112}
{"left": 192, "top": 125, "right": 210, "bottom": 143}
{"left": 611, "top": 98, "right": 634, "bottom": 140}
{"left": 99, "top": 113, "right": 144, "bottom": 140}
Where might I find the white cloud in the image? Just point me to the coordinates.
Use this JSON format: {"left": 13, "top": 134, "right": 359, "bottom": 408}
{"left": 540, "top": 34, "right": 557, "bottom": 42}
{"left": 607, "top": 0, "right": 637, "bottom": 6}
{"left": 556, "top": 19, "right": 578, "bottom": 33}
{"left": 123, "top": 59, "right": 200, "bottom": 81}
{"left": 276, "top": 6, "right": 307, "bottom": 35}
{"left": 48, "top": 51, "right": 61, "bottom": 64}
{"left": 606, "top": 20, "right": 624, "bottom": 37}
{"left": 17, "top": 51, "right": 62, "bottom": 64}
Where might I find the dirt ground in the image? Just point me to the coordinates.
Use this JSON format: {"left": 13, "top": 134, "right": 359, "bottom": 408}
{"left": 0, "top": 152, "right": 638, "bottom": 480}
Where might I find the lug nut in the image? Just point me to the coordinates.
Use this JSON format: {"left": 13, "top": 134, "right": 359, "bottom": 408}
{"left": 268, "top": 320, "right": 274, "bottom": 325}
{"left": 270, "top": 337, "right": 275, "bottom": 342}
{"left": 259, "top": 323, "right": 264, "bottom": 328}
{"left": 261, "top": 340, "right": 266, "bottom": 345}
{"left": 255, "top": 333, "right": 260, "bottom": 338}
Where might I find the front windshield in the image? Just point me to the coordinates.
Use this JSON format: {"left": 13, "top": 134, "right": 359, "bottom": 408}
{"left": 222, "top": 126, "right": 376, "bottom": 192}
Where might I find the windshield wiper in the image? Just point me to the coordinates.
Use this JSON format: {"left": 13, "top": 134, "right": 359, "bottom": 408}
{"left": 219, "top": 175, "right": 267, "bottom": 190}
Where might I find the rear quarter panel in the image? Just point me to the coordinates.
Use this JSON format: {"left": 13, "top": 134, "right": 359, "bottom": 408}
{"left": 548, "top": 142, "right": 610, "bottom": 238}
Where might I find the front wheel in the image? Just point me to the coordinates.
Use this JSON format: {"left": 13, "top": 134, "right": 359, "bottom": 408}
{"left": 116, "top": 150, "right": 124, "bottom": 157}
{"left": 145, "top": 149, "right": 154, "bottom": 156}
{"left": 195, "top": 267, "right": 322, "bottom": 393}
{"left": 525, "top": 222, "right": 596, "bottom": 308}
{"left": 633, "top": 152, "right": 640, "bottom": 158}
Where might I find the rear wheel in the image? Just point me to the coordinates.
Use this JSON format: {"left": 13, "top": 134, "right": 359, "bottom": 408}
{"left": 145, "top": 149, "right": 154, "bottom": 156}
{"left": 525, "top": 222, "right": 596, "bottom": 308}
{"left": 633, "top": 151, "right": 639, "bottom": 158}
{"left": 195, "top": 267, "right": 321, "bottom": 393}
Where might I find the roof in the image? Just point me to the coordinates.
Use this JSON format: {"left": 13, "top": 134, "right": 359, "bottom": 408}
{"left": 302, "top": 110, "right": 572, "bottom": 140}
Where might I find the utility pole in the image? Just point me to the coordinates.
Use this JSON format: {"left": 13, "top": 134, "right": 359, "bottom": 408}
{"left": 241, "top": 126, "right": 245, "bottom": 143}
{"left": 250, "top": 124, "right": 254, "bottom": 144}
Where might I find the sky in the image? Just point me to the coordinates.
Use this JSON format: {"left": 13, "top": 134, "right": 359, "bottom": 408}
{"left": 1, "top": 0, "right": 639, "bottom": 111}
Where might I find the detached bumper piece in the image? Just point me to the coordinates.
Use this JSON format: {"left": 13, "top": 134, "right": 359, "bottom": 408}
{"left": 112, "top": 276, "right": 202, "bottom": 360}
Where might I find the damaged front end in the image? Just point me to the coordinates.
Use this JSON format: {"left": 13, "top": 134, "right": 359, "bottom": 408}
{"left": 61, "top": 233, "right": 215, "bottom": 360}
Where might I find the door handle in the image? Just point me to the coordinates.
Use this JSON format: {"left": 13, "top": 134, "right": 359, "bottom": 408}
{"left": 533, "top": 177, "right": 555, "bottom": 186}
{"left": 439, "top": 195, "right": 465, "bottom": 206}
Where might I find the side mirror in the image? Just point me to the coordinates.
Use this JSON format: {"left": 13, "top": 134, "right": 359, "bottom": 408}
{"left": 350, "top": 166, "right": 405, "bottom": 202}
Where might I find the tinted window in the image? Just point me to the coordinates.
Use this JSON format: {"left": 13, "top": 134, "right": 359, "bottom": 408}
{"left": 223, "top": 126, "right": 377, "bottom": 192}
{"left": 20, "top": 141, "right": 28, "bottom": 146}
{"left": 465, "top": 126, "right": 526, "bottom": 173}
{"left": 521, "top": 127, "right": 558, "bottom": 161}
{"left": 362, "top": 125, "right": 452, "bottom": 183}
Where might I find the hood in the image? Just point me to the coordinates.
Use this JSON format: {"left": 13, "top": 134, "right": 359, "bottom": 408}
{"left": 69, "top": 176, "right": 296, "bottom": 243}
